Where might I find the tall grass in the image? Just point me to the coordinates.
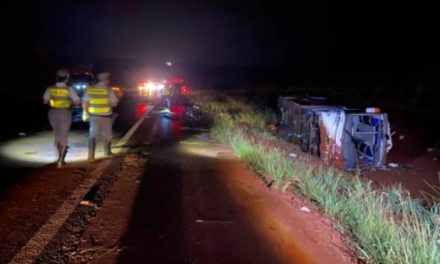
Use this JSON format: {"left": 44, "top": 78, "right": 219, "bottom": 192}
{"left": 229, "top": 132, "right": 296, "bottom": 187}
{"left": 195, "top": 94, "right": 440, "bottom": 264}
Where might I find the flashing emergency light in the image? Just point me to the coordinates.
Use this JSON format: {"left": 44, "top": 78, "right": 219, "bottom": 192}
{"left": 366, "top": 107, "right": 381, "bottom": 113}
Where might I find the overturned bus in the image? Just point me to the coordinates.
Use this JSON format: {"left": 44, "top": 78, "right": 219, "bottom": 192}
{"left": 278, "top": 96, "right": 393, "bottom": 171}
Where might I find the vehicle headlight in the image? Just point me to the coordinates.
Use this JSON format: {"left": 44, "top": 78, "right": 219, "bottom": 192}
{"left": 146, "top": 82, "right": 156, "bottom": 90}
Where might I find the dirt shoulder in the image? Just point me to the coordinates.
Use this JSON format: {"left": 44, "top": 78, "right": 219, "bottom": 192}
{"left": 0, "top": 162, "right": 98, "bottom": 263}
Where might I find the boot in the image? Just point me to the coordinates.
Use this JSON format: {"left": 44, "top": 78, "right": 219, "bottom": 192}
{"left": 103, "top": 141, "right": 113, "bottom": 157}
{"left": 88, "top": 138, "right": 96, "bottom": 161}
{"left": 56, "top": 142, "right": 62, "bottom": 159}
{"left": 57, "top": 146, "right": 68, "bottom": 168}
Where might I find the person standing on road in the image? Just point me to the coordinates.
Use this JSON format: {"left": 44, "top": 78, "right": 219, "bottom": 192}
{"left": 43, "top": 69, "right": 81, "bottom": 168}
{"left": 82, "top": 72, "right": 119, "bottom": 161}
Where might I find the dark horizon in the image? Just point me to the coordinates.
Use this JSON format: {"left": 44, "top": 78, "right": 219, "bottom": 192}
{"left": 2, "top": 0, "right": 440, "bottom": 107}
{"left": 4, "top": 1, "right": 440, "bottom": 66}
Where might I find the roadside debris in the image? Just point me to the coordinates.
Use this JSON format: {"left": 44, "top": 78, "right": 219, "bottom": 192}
{"left": 388, "top": 163, "right": 399, "bottom": 168}
{"left": 289, "top": 152, "right": 297, "bottom": 159}
{"left": 71, "top": 244, "right": 120, "bottom": 264}
{"left": 386, "top": 163, "right": 414, "bottom": 171}
{"left": 80, "top": 200, "right": 98, "bottom": 209}
{"left": 300, "top": 206, "right": 310, "bottom": 213}
{"left": 18, "top": 132, "right": 26, "bottom": 136}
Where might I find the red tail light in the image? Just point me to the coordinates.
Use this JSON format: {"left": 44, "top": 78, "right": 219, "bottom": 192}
{"left": 137, "top": 103, "right": 148, "bottom": 119}
{"left": 181, "top": 85, "right": 189, "bottom": 95}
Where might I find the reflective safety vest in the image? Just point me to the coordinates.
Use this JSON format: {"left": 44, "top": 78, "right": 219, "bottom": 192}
{"left": 86, "top": 87, "right": 112, "bottom": 116}
{"left": 48, "top": 87, "right": 70, "bottom": 108}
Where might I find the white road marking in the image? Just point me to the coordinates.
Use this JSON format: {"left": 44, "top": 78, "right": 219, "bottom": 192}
{"left": 10, "top": 160, "right": 111, "bottom": 264}
{"left": 10, "top": 106, "right": 152, "bottom": 263}
{"left": 113, "top": 106, "right": 153, "bottom": 154}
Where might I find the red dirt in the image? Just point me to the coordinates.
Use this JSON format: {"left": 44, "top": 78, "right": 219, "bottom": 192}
{"left": 70, "top": 137, "right": 356, "bottom": 263}
{"left": 364, "top": 109, "right": 440, "bottom": 199}
{"left": 0, "top": 162, "right": 96, "bottom": 263}
{"left": 267, "top": 127, "right": 439, "bottom": 200}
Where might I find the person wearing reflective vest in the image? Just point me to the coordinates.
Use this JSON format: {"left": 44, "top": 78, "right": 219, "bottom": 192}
{"left": 43, "top": 70, "right": 81, "bottom": 168}
{"left": 82, "top": 72, "right": 119, "bottom": 161}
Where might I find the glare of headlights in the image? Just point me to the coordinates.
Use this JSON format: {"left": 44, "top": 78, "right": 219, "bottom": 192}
{"left": 0, "top": 131, "right": 111, "bottom": 166}
{"left": 146, "top": 82, "right": 156, "bottom": 90}
{"left": 179, "top": 137, "right": 235, "bottom": 160}
{"left": 138, "top": 84, "right": 147, "bottom": 91}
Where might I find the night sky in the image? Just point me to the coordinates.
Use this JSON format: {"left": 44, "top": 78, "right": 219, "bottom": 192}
{"left": 2, "top": 1, "right": 440, "bottom": 84}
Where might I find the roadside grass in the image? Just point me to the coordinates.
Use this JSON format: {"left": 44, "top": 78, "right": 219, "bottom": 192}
{"left": 194, "top": 93, "right": 440, "bottom": 264}
{"left": 229, "top": 132, "right": 295, "bottom": 187}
